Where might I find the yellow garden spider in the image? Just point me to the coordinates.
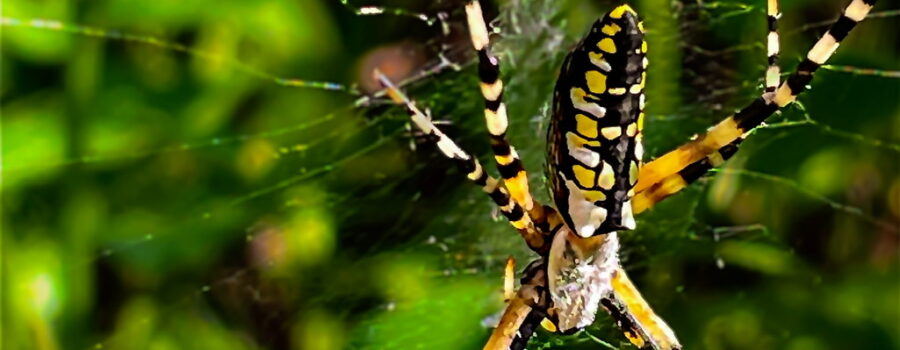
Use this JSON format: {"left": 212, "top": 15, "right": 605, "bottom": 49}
{"left": 376, "top": 0, "right": 877, "bottom": 349}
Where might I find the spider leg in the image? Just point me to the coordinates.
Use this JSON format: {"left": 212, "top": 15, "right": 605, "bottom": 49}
{"left": 604, "top": 267, "right": 682, "bottom": 350}
{"left": 632, "top": 0, "right": 876, "bottom": 213}
{"left": 484, "top": 297, "right": 544, "bottom": 350}
{"left": 465, "top": 1, "right": 549, "bottom": 230}
{"left": 484, "top": 259, "right": 550, "bottom": 350}
{"left": 375, "top": 71, "right": 548, "bottom": 251}
{"left": 766, "top": 0, "right": 782, "bottom": 94}
{"left": 503, "top": 256, "right": 517, "bottom": 302}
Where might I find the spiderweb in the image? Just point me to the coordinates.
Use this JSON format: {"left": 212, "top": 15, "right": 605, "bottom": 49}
{"left": 2, "top": 0, "right": 898, "bottom": 349}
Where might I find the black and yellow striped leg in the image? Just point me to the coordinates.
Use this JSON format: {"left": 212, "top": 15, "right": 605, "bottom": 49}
{"left": 772, "top": 0, "right": 875, "bottom": 107}
{"left": 633, "top": 0, "right": 876, "bottom": 213}
{"left": 465, "top": 1, "right": 548, "bottom": 230}
{"left": 375, "top": 71, "right": 548, "bottom": 252}
{"left": 765, "top": 0, "right": 781, "bottom": 94}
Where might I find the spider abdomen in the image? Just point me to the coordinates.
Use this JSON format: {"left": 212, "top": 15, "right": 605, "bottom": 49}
{"left": 548, "top": 5, "right": 646, "bottom": 238}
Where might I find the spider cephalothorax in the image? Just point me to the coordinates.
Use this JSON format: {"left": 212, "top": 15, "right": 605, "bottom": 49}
{"left": 375, "top": 0, "right": 877, "bottom": 348}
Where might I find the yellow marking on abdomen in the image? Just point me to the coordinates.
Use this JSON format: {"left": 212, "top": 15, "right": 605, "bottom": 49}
{"left": 601, "top": 126, "right": 622, "bottom": 140}
{"left": 571, "top": 88, "right": 607, "bottom": 118}
{"left": 586, "top": 71, "right": 608, "bottom": 94}
{"left": 598, "top": 162, "right": 615, "bottom": 189}
{"left": 626, "top": 123, "right": 637, "bottom": 137}
{"left": 629, "top": 162, "right": 639, "bottom": 185}
{"left": 572, "top": 165, "right": 597, "bottom": 188}
{"left": 583, "top": 189, "right": 607, "bottom": 202}
{"left": 588, "top": 52, "right": 612, "bottom": 72}
{"left": 635, "top": 137, "right": 645, "bottom": 160}
{"left": 601, "top": 23, "right": 621, "bottom": 36}
{"left": 567, "top": 132, "right": 602, "bottom": 167}
{"left": 598, "top": 38, "right": 617, "bottom": 53}
{"left": 608, "top": 87, "right": 627, "bottom": 95}
{"left": 575, "top": 113, "right": 598, "bottom": 138}
{"left": 567, "top": 132, "right": 602, "bottom": 148}
{"left": 609, "top": 4, "right": 637, "bottom": 19}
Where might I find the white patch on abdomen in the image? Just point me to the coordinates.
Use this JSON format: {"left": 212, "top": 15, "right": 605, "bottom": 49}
{"left": 562, "top": 173, "right": 607, "bottom": 237}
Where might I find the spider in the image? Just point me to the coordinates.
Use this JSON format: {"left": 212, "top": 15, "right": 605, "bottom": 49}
{"left": 375, "top": 0, "right": 877, "bottom": 348}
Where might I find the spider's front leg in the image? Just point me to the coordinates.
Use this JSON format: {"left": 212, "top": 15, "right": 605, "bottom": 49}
{"left": 465, "top": 1, "right": 550, "bottom": 231}
{"left": 375, "top": 71, "right": 550, "bottom": 251}
{"left": 633, "top": 0, "right": 877, "bottom": 212}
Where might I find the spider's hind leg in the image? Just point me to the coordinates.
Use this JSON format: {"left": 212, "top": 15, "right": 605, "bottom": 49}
{"left": 604, "top": 267, "right": 682, "bottom": 350}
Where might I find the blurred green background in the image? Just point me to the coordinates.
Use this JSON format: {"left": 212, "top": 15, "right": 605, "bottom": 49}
{"left": 2, "top": 0, "right": 898, "bottom": 349}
